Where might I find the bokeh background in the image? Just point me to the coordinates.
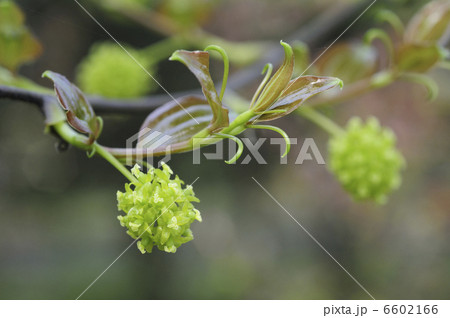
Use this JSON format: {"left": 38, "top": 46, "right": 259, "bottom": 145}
{"left": 0, "top": 0, "right": 449, "bottom": 299}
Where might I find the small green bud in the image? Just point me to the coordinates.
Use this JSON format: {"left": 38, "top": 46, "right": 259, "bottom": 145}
{"left": 328, "top": 117, "right": 405, "bottom": 204}
{"left": 76, "top": 42, "right": 156, "bottom": 98}
{"left": 117, "top": 163, "right": 201, "bottom": 253}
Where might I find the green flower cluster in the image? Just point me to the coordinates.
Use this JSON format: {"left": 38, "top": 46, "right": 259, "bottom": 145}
{"left": 329, "top": 117, "right": 405, "bottom": 204}
{"left": 76, "top": 42, "right": 155, "bottom": 98}
{"left": 117, "top": 164, "right": 201, "bottom": 253}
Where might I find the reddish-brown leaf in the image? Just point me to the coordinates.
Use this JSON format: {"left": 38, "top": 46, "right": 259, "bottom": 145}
{"left": 138, "top": 95, "right": 213, "bottom": 153}
{"left": 251, "top": 41, "right": 294, "bottom": 112}
{"left": 169, "top": 50, "right": 229, "bottom": 132}
{"left": 43, "top": 71, "right": 101, "bottom": 142}
{"left": 253, "top": 76, "right": 342, "bottom": 122}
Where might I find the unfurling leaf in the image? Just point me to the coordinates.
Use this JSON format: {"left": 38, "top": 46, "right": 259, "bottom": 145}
{"left": 395, "top": 44, "right": 443, "bottom": 73}
{"left": 43, "top": 71, "right": 101, "bottom": 143}
{"left": 138, "top": 95, "right": 213, "bottom": 154}
{"left": 242, "top": 42, "right": 342, "bottom": 123}
{"left": 169, "top": 50, "right": 229, "bottom": 132}
{"left": 404, "top": 0, "right": 450, "bottom": 45}
{"left": 251, "top": 41, "right": 294, "bottom": 112}
{"left": 0, "top": 1, "right": 42, "bottom": 72}
{"left": 253, "top": 76, "right": 343, "bottom": 122}
{"left": 135, "top": 42, "right": 341, "bottom": 159}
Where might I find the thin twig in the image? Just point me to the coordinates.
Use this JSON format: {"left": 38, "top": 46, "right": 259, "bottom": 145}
{"left": 0, "top": 85, "right": 46, "bottom": 107}
{"left": 0, "top": 84, "right": 195, "bottom": 115}
{"left": 0, "top": 1, "right": 373, "bottom": 114}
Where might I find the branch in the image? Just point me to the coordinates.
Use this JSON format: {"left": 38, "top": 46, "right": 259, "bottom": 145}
{"left": 97, "top": 1, "right": 375, "bottom": 113}
{"left": 0, "top": 84, "right": 185, "bottom": 115}
{"left": 0, "top": 1, "right": 373, "bottom": 114}
{"left": 0, "top": 85, "right": 46, "bottom": 107}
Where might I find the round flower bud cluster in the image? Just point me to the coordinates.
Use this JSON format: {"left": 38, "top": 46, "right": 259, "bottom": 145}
{"left": 117, "top": 164, "right": 201, "bottom": 253}
{"left": 76, "top": 42, "right": 155, "bottom": 98}
{"left": 328, "top": 117, "right": 405, "bottom": 204}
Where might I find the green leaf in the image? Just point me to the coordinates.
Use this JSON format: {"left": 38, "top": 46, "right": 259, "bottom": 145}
{"left": 0, "top": 1, "right": 42, "bottom": 72}
{"left": 138, "top": 95, "right": 213, "bottom": 154}
{"left": 42, "top": 71, "right": 101, "bottom": 143}
{"left": 169, "top": 50, "right": 229, "bottom": 132}
{"left": 253, "top": 76, "right": 342, "bottom": 122}
{"left": 251, "top": 41, "right": 294, "bottom": 112}
{"left": 396, "top": 44, "right": 442, "bottom": 73}
{"left": 404, "top": 0, "right": 450, "bottom": 45}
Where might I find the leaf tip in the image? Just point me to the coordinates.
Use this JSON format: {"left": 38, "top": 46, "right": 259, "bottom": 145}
{"left": 261, "top": 63, "right": 273, "bottom": 75}
{"left": 168, "top": 50, "right": 181, "bottom": 62}
{"left": 41, "top": 70, "right": 52, "bottom": 79}
{"left": 335, "top": 78, "right": 344, "bottom": 89}
{"left": 280, "top": 40, "right": 293, "bottom": 58}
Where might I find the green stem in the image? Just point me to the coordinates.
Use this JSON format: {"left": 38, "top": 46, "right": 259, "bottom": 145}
{"left": 53, "top": 122, "right": 139, "bottom": 184}
{"left": 191, "top": 108, "right": 257, "bottom": 151}
{"left": 375, "top": 9, "right": 405, "bottom": 36}
{"left": 247, "top": 124, "right": 291, "bottom": 157}
{"left": 204, "top": 45, "right": 229, "bottom": 101}
{"left": 214, "top": 133, "right": 244, "bottom": 164}
{"left": 53, "top": 121, "right": 91, "bottom": 150}
{"left": 249, "top": 63, "right": 273, "bottom": 108}
{"left": 364, "top": 28, "right": 395, "bottom": 66}
{"left": 297, "top": 108, "right": 344, "bottom": 136}
{"left": 221, "top": 109, "right": 256, "bottom": 135}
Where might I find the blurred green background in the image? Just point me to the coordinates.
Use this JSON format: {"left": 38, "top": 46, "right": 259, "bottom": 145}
{"left": 0, "top": 0, "right": 449, "bottom": 299}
